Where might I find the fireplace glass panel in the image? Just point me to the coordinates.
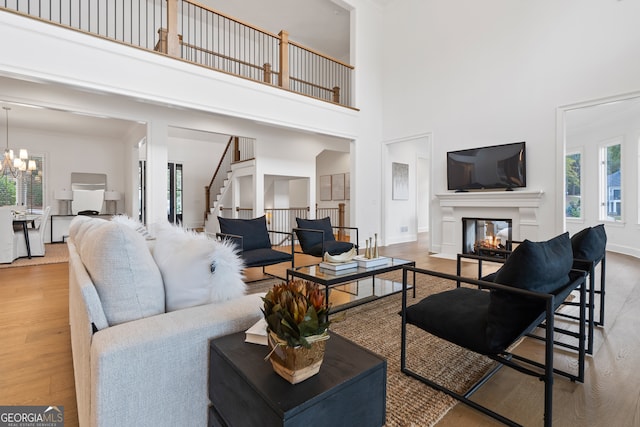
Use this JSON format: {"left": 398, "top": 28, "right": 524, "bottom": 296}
{"left": 462, "top": 217, "right": 513, "bottom": 256}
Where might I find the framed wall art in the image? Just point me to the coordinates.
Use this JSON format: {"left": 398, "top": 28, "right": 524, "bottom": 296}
{"left": 331, "top": 173, "right": 345, "bottom": 200}
{"left": 392, "top": 162, "right": 409, "bottom": 200}
{"left": 320, "top": 175, "right": 332, "bottom": 201}
{"left": 345, "top": 173, "right": 350, "bottom": 200}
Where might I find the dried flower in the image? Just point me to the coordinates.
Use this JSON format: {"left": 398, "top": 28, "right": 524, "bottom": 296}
{"left": 262, "top": 280, "right": 330, "bottom": 348}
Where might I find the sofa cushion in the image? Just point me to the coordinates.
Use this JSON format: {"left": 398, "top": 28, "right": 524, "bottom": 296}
{"left": 218, "top": 216, "right": 271, "bottom": 252}
{"left": 295, "top": 217, "right": 336, "bottom": 254}
{"left": 571, "top": 224, "right": 607, "bottom": 262}
{"left": 153, "top": 224, "right": 246, "bottom": 311}
{"left": 69, "top": 216, "right": 165, "bottom": 326}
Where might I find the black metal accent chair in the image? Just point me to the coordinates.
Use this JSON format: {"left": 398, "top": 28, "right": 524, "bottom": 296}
{"left": 566, "top": 225, "right": 607, "bottom": 355}
{"left": 292, "top": 217, "right": 359, "bottom": 267}
{"left": 217, "top": 215, "right": 293, "bottom": 281}
{"left": 459, "top": 225, "right": 607, "bottom": 356}
{"left": 401, "top": 232, "right": 587, "bottom": 427}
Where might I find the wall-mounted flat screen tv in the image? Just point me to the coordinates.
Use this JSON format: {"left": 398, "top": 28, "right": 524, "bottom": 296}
{"left": 447, "top": 141, "right": 526, "bottom": 191}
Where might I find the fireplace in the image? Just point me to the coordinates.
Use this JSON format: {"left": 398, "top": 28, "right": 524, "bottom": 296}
{"left": 435, "top": 190, "right": 542, "bottom": 258}
{"left": 462, "top": 217, "right": 513, "bottom": 257}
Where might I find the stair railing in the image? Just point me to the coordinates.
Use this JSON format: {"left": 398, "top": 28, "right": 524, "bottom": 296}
{"left": 204, "top": 136, "right": 235, "bottom": 220}
{"left": 204, "top": 136, "right": 256, "bottom": 221}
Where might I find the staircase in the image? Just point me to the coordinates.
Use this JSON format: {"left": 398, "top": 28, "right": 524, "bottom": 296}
{"left": 204, "top": 136, "right": 255, "bottom": 233}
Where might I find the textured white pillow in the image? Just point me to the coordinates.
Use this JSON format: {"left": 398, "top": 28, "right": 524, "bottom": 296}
{"left": 153, "top": 224, "right": 246, "bottom": 312}
{"left": 70, "top": 216, "right": 165, "bottom": 326}
{"left": 111, "top": 214, "right": 155, "bottom": 240}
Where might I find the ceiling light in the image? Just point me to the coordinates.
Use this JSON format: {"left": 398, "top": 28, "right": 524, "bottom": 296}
{"left": 1, "top": 107, "right": 29, "bottom": 180}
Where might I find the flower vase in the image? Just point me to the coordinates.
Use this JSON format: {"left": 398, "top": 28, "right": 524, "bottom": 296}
{"left": 267, "top": 330, "right": 328, "bottom": 384}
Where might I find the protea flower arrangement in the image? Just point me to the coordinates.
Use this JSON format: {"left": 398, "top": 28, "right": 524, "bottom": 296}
{"left": 262, "top": 280, "right": 330, "bottom": 349}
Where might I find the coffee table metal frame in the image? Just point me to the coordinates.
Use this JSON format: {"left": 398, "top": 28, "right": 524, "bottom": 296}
{"left": 286, "top": 257, "right": 416, "bottom": 315}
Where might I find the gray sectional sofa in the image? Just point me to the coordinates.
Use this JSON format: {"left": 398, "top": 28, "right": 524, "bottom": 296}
{"left": 68, "top": 216, "right": 264, "bottom": 427}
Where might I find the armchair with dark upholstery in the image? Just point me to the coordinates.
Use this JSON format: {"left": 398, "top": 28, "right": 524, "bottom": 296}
{"left": 402, "top": 232, "right": 587, "bottom": 426}
{"left": 458, "top": 225, "right": 607, "bottom": 356}
{"left": 217, "top": 215, "right": 293, "bottom": 281}
{"left": 292, "top": 217, "right": 358, "bottom": 266}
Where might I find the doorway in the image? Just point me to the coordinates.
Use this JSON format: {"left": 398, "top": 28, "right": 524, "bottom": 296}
{"left": 167, "top": 162, "right": 183, "bottom": 224}
{"left": 383, "top": 133, "right": 431, "bottom": 246}
{"left": 560, "top": 92, "right": 640, "bottom": 257}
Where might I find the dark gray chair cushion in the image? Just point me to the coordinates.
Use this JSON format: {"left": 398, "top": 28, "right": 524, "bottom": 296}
{"left": 218, "top": 216, "right": 271, "bottom": 252}
{"left": 571, "top": 224, "right": 607, "bottom": 262}
{"left": 242, "top": 247, "right": 293, "bottom": 268}
{"left": 405, "top": 287, "right": 492, "bottom": 354}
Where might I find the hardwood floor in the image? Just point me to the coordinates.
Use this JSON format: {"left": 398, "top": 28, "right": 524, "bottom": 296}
{"left": 0, "top": 263, "right": 77, "bottom": 425}
{"left": 1, "top": 236, "right": 638, "bottom": 426}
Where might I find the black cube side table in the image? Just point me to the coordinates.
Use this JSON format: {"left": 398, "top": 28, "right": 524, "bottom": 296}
{"left": 209, "top": 332, "right": 386, "bottom": 427}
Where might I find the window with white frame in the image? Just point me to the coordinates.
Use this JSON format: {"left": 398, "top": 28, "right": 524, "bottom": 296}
{"left": 599, "top": 138, "right": 622, "bottom": 222}
{"left": 565, "top": 151, "right": 582, "bottom": 219}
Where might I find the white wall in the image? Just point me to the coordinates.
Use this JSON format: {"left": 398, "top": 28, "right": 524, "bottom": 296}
{"left": 289, "top": 179, "right": 308, "bottom": 207}
{"left": 381, "top": 0, "right": 640, "bottom": 253}
{"left": 417, "top": 156, "right": 429, "bottom": 233}
{"left": 342, "top": 0, "right": 386, "bottom": 246}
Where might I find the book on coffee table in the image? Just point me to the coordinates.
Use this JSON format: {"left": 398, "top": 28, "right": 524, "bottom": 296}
{"left": 245, "top": 318, "right": 268, "bottom": 346}
{"left": 319, "top": 260, "right": 358, "bottom": 271}
{"left": 353, "top": 255, "right": 389, "bottom": 268}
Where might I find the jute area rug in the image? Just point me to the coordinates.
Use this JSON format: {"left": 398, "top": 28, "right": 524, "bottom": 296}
{"left": 0, "top": 243, "right": 69, "bottom": 269}
{"left": 246, "top": 274, "right": 496, "bottom": 427}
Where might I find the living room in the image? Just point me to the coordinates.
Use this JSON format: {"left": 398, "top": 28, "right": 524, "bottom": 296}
{"left": 2, "top": 0, "right": 640, "bottom": 426}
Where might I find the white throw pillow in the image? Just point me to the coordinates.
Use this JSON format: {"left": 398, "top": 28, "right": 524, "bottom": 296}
{"left": 70, "top": 216, "right": 165, "bottom": 326}
{"left": 153, "top": 224, "right": 247, "bottom": 312}
{"left": 111, "top": 214, "right": 155, "bottom": 240}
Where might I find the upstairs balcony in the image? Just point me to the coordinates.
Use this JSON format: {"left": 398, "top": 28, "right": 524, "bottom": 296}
{"left": 1, "top": 0, "right": 355, "bottom": 108}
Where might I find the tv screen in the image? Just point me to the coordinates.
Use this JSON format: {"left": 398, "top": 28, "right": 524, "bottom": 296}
{"left": 447, "top": 142, "right": 526, "bottom": 191}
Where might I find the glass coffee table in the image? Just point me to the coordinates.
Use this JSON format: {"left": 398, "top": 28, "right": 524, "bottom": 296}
{"left": 287, "top": 257, "right": 415, "bottom": 316}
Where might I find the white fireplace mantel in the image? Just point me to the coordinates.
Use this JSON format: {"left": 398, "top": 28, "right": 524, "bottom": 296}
{"left": 434, "top": 190, "right": 545, "bottom": 257}
{"left": 435, "top": 190, "right": 544, "bottom": 208}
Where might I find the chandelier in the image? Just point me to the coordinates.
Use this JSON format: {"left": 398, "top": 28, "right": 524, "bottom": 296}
{"left": 1, "top": 106, "right": 28, "bottom": 179}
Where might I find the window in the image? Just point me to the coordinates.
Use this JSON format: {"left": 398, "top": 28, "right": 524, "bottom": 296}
{"left": 599, "top": 140, "right": 622, "bottom": 222}
{"left": 167, "top": 162, "right": 183, "bottom": 224}
{"left": 0, "top": 153, "right": 44, "bottom": 212}
{"left": 565, "top": 152, "right": 582, "bottom": 219}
